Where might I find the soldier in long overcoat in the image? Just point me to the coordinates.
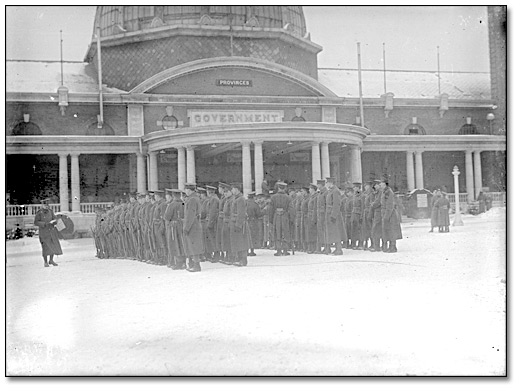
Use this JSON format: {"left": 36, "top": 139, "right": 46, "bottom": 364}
{"left": 300, "top": 186, "right": 311, "bottom": 253}
{"left": 361, "top": 181, "right": 374, "bottom": 250}
{"left": 183, "top": 183, "right": 205, "bottom": 272}
{"left": 152, "top": 190, "right": 168, "bottom": 265}
{"left": 293, "top": 189, "right": 303, "bottom": 251}
{"left": 199, "top": 187, "right": 211, "bottom": 261}
{"left": 230, "top": 183, "right": 251, "bottom": 266}
{"left": 435, "top": 192, "right": 451, "bottom": 232}
{"left": 316, "top": 179, "right": 328, "bottom": 253}
{"left": 270, "top": 182, "right": 291, "bottom": 256}
{"left": 221, "top": 184, "right": 234, "bottom": 264}
{"left": 307, "top": 184, "right": 318, "bottom": 254}
{"left": 205, "top": 185, "right": 220, "bottom": 261}
{"left": 369, "top": 180, "right": 383, "bottom": 252}
{"left": 246, "top": 192, "right": 263, "bottom": 255}
{"left": 325, "top": 177, "right": 345, "bottom": 255}
{"left": 163, "top": 189, "right": 186, "bottom": 269}
{"left": 216, "top": 182, "right": 228, "bottom": 261}
{"left": 342, "top": 187, "right": 354, "bottom": 249}
{"left": 34, "top": 198, "right": 62, "bottom": 267}
{"left": 430, "top": 189, "right": 441, "bottom": 232}
{"left": 351, "top": 183, "right": 364, "bottom": 249}
{"left": 379, "top": 178, "right": 403, "bottom": 253}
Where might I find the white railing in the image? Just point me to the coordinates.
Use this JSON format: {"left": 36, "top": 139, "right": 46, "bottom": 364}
{"left": 6, "top": 204, "right": 61, "bottom": 216}
{"left": 447, "top": 193, "right": 469, "bottom": 205}
{"left": 6, "top": 202, "right": 114, "bottom": 217}
{"left": 80, "top": 202, "right": 114, "bottom": 214}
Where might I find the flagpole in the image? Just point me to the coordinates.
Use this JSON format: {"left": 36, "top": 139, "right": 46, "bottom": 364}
{"left": 60, "top": 30, "right": 64, "bottom": 86}
{"left": 96, "top": 26, "right": 104, "bottom": 127}
{"left": 437, "top": 45, "right": 441, "bottom": 95}
{"left": 357, "top": 42, "right": 365, "bottom": 128}
{"left": 383, "top": 42, "right": 387, "bottom": 94}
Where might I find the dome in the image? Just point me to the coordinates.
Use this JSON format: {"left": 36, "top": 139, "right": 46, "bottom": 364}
{"left": 94, "top": 6, "right": 307, "bottom": 39}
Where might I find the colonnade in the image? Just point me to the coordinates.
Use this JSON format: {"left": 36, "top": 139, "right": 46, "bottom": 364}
{"left": 405, "top": 150, "right": 483, "bottom": 200}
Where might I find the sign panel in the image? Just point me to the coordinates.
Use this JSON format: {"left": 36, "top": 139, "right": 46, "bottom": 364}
{"left": 417, "top": 193, "right": 428, "bottom": 208}
{"left": 290, "top": 152, "right": 310, "bottom": 162}
{"left": 217, "top": 79, "right": 253, "bottom": 87}
{"left": 188, "top": 110, "right": 285, "bottom": 127}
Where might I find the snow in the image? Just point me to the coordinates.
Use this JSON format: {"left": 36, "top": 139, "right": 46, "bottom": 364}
{"left": 5, "top": 210, "right": 506, "bottom": 376}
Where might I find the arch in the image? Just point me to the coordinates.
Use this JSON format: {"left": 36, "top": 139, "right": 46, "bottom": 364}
{"left": 130, "top": 57, "right": 337, "bottom": 97}
{"left": 10, "top": 121, "right": 42, "bottom": 136}
{"left": 86, "top": 121, "right": 115, "bottom": 136}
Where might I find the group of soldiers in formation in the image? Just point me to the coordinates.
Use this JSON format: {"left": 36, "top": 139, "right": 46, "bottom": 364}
{"left": 92, "top": 176, "right": 402, "bottom": 272}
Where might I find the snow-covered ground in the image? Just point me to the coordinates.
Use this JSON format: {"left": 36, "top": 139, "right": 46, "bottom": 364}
{"left": 5, "top": 209, "right": 506, "bottom": 376}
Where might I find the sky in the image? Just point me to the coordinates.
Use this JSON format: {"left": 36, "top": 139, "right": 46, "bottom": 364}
{"left": 5, "top": 5, "right": 493, "bottom": 73}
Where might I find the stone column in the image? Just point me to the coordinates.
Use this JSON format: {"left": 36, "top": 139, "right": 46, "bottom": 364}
{"left": 242, "top": 142, "right": 252, "bottom": 194}
{"left": 473, "top": 150, "right": 483, "bottom": 199}
{"left": 320, "top": 142, "right": 330, "bottom": 179}
{"left": 415, "top": 151, "right": 424, "bottom": 189}
{"left": 129, "top": 154, "right": 137, "bottom": 193}
{"left": 59, "top": 153, "right": 69, "bottom": 212}
{"left": 177, "top": 147, "right": 186, "bottom": 190}
{"left": 254, "top": 141, "right": 264, "bottom": 195}
{"left": 465, "top": 150, "right": 475, "bottom": 201}
{"left": 70, "top": 153, "right": 81, "bottom": 212}
{"left": 136, "top": 153, "right": 147, "bottom": 193}
{"left": 311, "top": 142, "right": 321, "bottom": 183}
{"left": 351, "top": 146, "right": 362, "bottom": 183}
{"left": 186, "top": 146, "right": 196, "bottom": 183}
{"left": 406, "top": 151, "right": 415, "bottom": 191}
{"left": 149, "top": 151, "right": 159, "bottom": 191}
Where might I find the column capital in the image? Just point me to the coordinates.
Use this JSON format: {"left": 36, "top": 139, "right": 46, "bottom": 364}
{"left": 136, "top": 152, "right": 146, "bottom": 158}
{"left": 69, "top": 152, "right": 80, "bottom": 158}
{"left": 241, "top": 141, "right": 252, "bottom": 147}
{"left": 253, "top": 140, "right": 263, "bottom": 146}
{"left": 311, "top": 141, "right": 320, "bottom": 147}
{"left": 415, "top": 150, "right": 424, "bottom": 155}
{"left": 148, "top": 151, "right": 159, "bottom": 156}
{"left": 58, "top": 153, "right": 69, "bottom": 158}
{"left": 186, "top": 145, "right": 194, "bottom": 151}
{"left": 472, "top": 149, "right": 483, "bottom": 154}
{"left": 321, "top": 141, "right": 331, "bottom": 146}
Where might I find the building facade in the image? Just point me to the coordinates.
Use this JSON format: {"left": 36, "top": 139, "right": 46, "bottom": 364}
{"left": 6, "top": 6, "right": 506, "bottom": 217}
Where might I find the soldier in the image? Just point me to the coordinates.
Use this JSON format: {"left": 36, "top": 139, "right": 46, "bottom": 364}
{"left": 435, "top": 191, "right": 451, "bottom": 232}
{"left": 300, "top": 186, "right": 311, "bottom": 253}
{"left": 316, "top": 179, "right": 328, "bottom": 254}
{"left": 183, "top": 183, "right": 205, "bottom": 272}
{"left": 261, "top": 193, "right": 272, "bottom": 249}
{"left": 379, "top": 177, "right": 403, "bottom": 252}
{"left": 151, "top": 190, "right": 168, "bottom": 265}
{"left": 293, "top": 187, "right": 304, "bottom": 252}
{"left": 216, "top": 182, "right": 228, "bottom": 262}
{"left": 142, "top": 191, "right": 157, "bottom": 262}
{"left": 199, "top": 186, "right": 211, "bottom": 261}
{"left": 361, "top": 180, "right": 374, "bottom": 251}
{"left": 325, "top": 177, "right": 345, "bottom": 255}
{"left": 369, "top": 180, "right": 383, "bottom": 252}
{"left": 430, "top": 189, "right": 441, "bottom": 232}
{"left": 230, "top": 183, "right": 251, "bottom": 266}
{"left": 134, "top": 192, "right": 147, "bottom": 261}
{"left": 342, "top": 186, "right": 354, "bottom": 249}
{"left": 163, "top": 189, "right": 186, "bottom": 269}
{"left": 270, "top": 182, "right": 291, "bottom": 256}
{"left": 351, "top": 182, "right": 364, "bottom": 250}
{"left": 220, "top": 183, "right": 234, "bottom": 264}
{"left": 246, "top": 191, "right": 263, "bottom": 256}
{"left": 34, "top": 198, "right": 62, "bottom": 267}
{"left": 307, "top": 184, "right": 319, "bottom": 254}
{"left": 205, "top": 185, "right": 220, "bottom": 262}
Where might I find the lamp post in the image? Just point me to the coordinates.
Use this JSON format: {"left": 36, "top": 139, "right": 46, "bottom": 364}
{"left": 452, "top": 165, "right": 463, "bottom": 226}
{"left": 487, "top": 113, "right": 495, "bottom": 134}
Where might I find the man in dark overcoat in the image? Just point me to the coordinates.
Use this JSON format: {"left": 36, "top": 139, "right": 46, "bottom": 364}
{"left": 316, "top": 179, "right": 328, "bottom": 253}
{"left": 205, "top": 185, "right": 220, "bottom": 262}
{"left": 430, "top": 189, "right": 441, "bottom": 232}
{"left": 183, "top": 183, "right": 205, "bottom": 272}
{"left": 361, "top": 180, "right": 374, "bottom": 250}
{"left": 246, "top": 192, "right": 263, "bottom": 256}
{"left": 230, "top": 183, "right": 251, "bottom": 266}
{"left": 342, "top": 186, "right": 354, "bottom": 249}
{"left": 351, "top": 182, "right": 364, "bottom": 250}
{"left": 152, "top": 190, "right": 168, "bottom": 265}
{"left": 220, "top": 183, "right": 234, "bottom": 264}
{"left": 325, "top": 177, "right": 345, "bottom": 255}
{"left": 307, "top": 184, "right": 318, "bottom": 254}
{"left": 163, "top": 189, "right": 186, "bottom": 269}
{"left": 270, "top": 182, "right": 291, "bottom": 256}
{"left": 369, "top": 180, "right": 383, "bottom": 252}
{"left": 34, "top": 198, "right": 62, "bottom": 267}
{"left": 379, "top": 177, "right": 403, "bottom": 253}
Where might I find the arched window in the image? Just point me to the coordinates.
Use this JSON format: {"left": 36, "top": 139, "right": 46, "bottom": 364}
{"left": 10, "top": 121, "right": 42, "bottom": 135}
{"left": 86, "top": 121, "right": 115, "bottom": 135}
{"left": 459, "top": 123, "right": 478, "bottom": 135}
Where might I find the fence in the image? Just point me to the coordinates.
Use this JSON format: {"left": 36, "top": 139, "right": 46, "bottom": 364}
{"left": 6, "top": 202, "right": 113, "bottom": 217}
{"left": 446, "top": 192, "right": 506, "bottom": 212}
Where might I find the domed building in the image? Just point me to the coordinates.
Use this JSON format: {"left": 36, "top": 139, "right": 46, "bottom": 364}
{"left": 6, "top": 6, "right": 506, "bottom": 231}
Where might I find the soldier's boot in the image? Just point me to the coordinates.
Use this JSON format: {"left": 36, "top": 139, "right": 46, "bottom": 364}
{"left": 363, "top": 240, "right": 369, "bottom": 251}
{"left": 282, "top": 249, "right": 290, "bottom": 256}
{"left": 438, "top": 226, "right": 442, "bottom": 232}
{"left": 313, "top": 244, "right": 322, "bottom": 254}
{"left": 307, "top": 243, "right": 313, "bottom": 254}
{"left": 370, "top": 239, "right": 381, "bottom": 252}
{"left": 331, "top": 242, "right": 343, "bottom": 256}
{"left": 48, "top": 257, "right": 58, "bottom": 266}
{"left": 382, "top": 241, "right": 390, "bottom": 253}
{"left": 446, "top": 226, "right": 450, "bottom": 232}
{"left": 43, "top": 256, "right": 49, "bottom": 268}
{"left": 188, "top": 258, "right": 202, "bottom": 272}
{"left": 274, "top": 249, "right": 282, "bottom": 256}
{"left": 389, "top": 241, "right": 398, "bottom": 253}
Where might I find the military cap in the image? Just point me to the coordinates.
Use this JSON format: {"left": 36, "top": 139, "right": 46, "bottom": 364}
{"left": 206, "top": 185, "right": 217, "bottom": 191}
{"left": 309, "top": 183, "right": 318, "bottom": 190}
{"left": 137, "top": 192, "right": 147, "bottom": 198}
{"left": 219, "top": 182, "right": 231, "bottom": 189}
{"left": 301, "top": 185, "right": 309, "bottom": 191}
{"left": 152, "top": 190, "right": 165, "bottom": 195}
{"left": 255, "top": 191, "right": 264, "bottom": 196}
{"left": 167, "top": 188, "right": 183, "bottom": 194}
{"left": 40, "top": 197, "right": 51, "bottom": 203}
{"left": 372, "top": 179, "right": 382, "bottom": 184}
{"left": 197, "top": 187, "right": 207, "bottom": 193}
{"left": 364, "top": 179, "right": 373, "bottom": 185}
{"left": 352, "top": 182, "right": 362, "bottom": 187}
{"left": 316, "top": 179, "right": 326, "bottom": 185}
{"left": 148, "top": 190, "right": 155, "bottom": 195}
{"left": 326, "top": 177, "right": 336, "bottom": 183}
{"left": 184, "top": 182, "right": 197, "bottom": 188}
{"left": 247, "top": 191, "right": 256, "bottom": 197}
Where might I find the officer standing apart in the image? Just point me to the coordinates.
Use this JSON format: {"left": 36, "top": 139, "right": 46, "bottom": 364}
{"left": 183, "top": 183, "right": 205, "bottom": 272}
{"left": 34, "top": 198, "right": 62, "bottom": 267}
{"left": 325, "top": 177, "right": 346, "bottom": 255}
{"left": 271, "top": 182, "right": 291, "bottom": 256}
{"left": 379, "top": 177, "right": 403, "bottom": 252}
